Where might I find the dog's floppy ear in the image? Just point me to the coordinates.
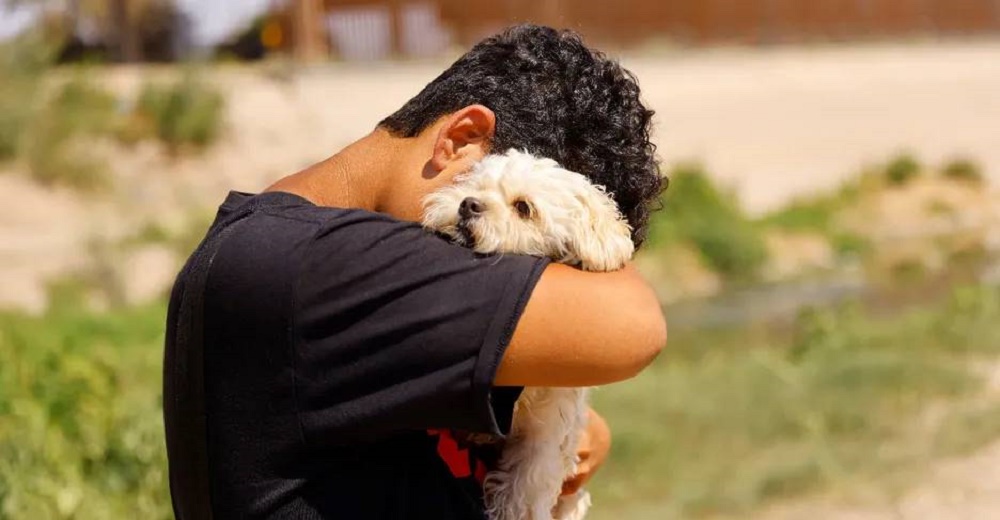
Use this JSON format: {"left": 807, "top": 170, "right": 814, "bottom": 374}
{"left": 567, "top": 180, "right": 635, "bottom": 272}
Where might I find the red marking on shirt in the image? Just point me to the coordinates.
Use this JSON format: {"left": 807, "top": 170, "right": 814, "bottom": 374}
{"left": 429, "top": 429, "right": 471, "bottom": 478}
{"left": 474, "top": 459, "right": 487, "bottom": 483}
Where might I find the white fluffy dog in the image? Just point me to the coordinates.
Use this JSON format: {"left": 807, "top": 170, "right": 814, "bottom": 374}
{"left": 422, "top": 149, "right": 635, "bottom": 520}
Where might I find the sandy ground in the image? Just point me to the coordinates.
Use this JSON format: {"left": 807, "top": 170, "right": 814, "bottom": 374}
{"left": 751, "top": 438, "right": 1000, "bottom": 520}
{"left": 629, "top": 40, "right": 1000, "bottom": 213}
{"left": 1, "top": 39, "right": 999, "bottom": 516}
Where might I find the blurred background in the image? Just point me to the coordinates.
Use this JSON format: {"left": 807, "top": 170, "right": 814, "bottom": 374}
{"left": 2, "top": 1, "right": 1000, "bottom": 518}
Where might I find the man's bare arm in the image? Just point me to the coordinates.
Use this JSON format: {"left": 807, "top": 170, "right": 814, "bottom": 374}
{"left": 494, "top": 263, "right": 666, "bottom": 387}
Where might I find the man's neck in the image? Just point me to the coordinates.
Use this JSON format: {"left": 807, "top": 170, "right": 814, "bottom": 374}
{"left": 266, "top": 128, "right": 402, "bottom": 212}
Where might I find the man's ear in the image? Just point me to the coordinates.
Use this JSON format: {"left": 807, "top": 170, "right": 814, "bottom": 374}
{"left": 430, "top": 104, "right": 496, "bottom": 172}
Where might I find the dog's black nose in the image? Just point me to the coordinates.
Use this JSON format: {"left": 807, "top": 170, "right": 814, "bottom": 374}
{"left": 459, "top": 197, "right": 485, "bottom": 218}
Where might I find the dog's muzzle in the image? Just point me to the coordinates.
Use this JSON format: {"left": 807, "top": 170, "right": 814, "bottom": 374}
{"left": 456, "top": 219, "right": 476, "bottom": 245}
{"left": 456, "top": 197, "right": 484, "bottom": 245}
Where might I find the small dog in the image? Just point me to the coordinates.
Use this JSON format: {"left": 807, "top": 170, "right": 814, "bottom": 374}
{"left": 423, "top": 149, "right": 635, "bottom": 520}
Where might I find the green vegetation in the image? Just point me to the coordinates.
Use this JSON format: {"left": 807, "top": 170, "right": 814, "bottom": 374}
{"left": 0, "top": 36, "right": 116, "bottom": 191}
{"left": 647, "top": 163, "right": 768, "bottom": 281}
{"left": 124, "top": 212, "right": 215, "bottom": 258}
{"left": 6, "top": 281, "right": 996, "bottom": 519}
{"left": 20, "top": 73, "right": 119, "bottom": 191}
{"left": 942, "top": 157, "right": 984, "bottom": 184}
{"left": 0, "top": 294, "right": 170, "bottom": 519}
{"left": 0, "top": 36, "right": 227, "bottom": 192}
{"left": 759, "top": 152, "right": 994, "bottom": 262}
{"left": 759, "top": 178, "right": 860, "bottom": 234}
{"left": 0, "top": 35, "right": 52, "bottom": 161}
{"left": 133, "top": 73, "right": 226, "bottom": 154}
{"left": 759, "top": 177, "right": 870, "bottom": 256}
{"left": 884, "top": 152, "right": 922, "bottom": 186}
{"left": 590, "top": 284, "right": 1000, "bottom": 518}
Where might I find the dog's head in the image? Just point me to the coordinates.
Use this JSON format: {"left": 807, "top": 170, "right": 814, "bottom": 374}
{"left": 422, "top": 149, "right": 634, "bottom": 272}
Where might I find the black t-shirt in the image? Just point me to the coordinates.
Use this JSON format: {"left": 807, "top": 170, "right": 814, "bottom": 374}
{"left": 163, "top": 191, "right": 549, "bottom": 519}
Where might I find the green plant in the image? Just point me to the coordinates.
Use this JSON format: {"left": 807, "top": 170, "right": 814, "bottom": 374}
{"left": 934, "top": 284, "right": 1000, "bottom": 354}
{"left": 647, "top": 163, "right": 768, "bottom": 280}
{"left": 51, "top": 74, "right": 119, "bottom": 133}
{"left": 0, "top": 35, "right": 54, "bottom": 160}
{"left": 590, "top": 286, "right": 1000, "bottom": 518}
{"left": 123, "top": 212, "right": 214, "bottom": 257}
{"left": 0, "top": 298, "right": 171, "bottom": 519}
{"left": 135, "top": 73, "right": 225, "bottom": 153}
{"left": 941, "top": 157, "right": 983, "bottom": 184}
{"left": 758, "top": 172, "right": 880, "bottom": 258}
{"left": 0, "top": 33, "right": 120, "bottom": 191}
{"left": 758, "top": 174, "right": 863, "bottom": 235}
{"left": 19, "top": 73, "right": 118, "bottom": 191}
{"left": 760, "top": 198, "right": 837, "bottom": 233}
{"left": 830, "top": 231, "right": 869, "bottom": 256}
{"left": 884, "top": 152, "right": 922, "bottom": 186}
{"left": 22, "top": 133, "right": 110, "bottom": 191}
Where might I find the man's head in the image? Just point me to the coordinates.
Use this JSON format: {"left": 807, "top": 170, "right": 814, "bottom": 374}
{"left": 379, "top": 24, "right": 663, "bottom": 247}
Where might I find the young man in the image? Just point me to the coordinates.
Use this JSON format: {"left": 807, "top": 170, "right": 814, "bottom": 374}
{"left": 164, "top": 24, "right": 666, "bottom": 519}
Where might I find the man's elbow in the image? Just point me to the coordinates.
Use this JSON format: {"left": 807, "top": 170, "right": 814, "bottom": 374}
{"left": 609, "top": 309, "right": 667, "bottom": 382}
{"left": 634, "top": 310, "right": 668, "bottom": 372}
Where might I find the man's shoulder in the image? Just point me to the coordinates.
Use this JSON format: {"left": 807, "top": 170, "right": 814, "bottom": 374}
{"left": 211, "top": 191, "right": 420, "bottom": 246}
{"left": 234, "top": 192, "right": 424, "bottom": 234}
{"left": 203, "top": 192, "right": 448, "bottom": 286}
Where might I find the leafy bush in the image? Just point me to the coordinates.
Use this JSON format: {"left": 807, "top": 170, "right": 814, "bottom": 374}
{"left": 0, "top": 36, "right": 118, "bottom": 191}
{"left": 50, "top": 76, "right": 119, "bottom": 133}
{"left": 124, "top": 212, "right": 214, "bottom": 257}
{"left": 934, "top": 284, "right": 1000, "bottom": 353}
{"left": 647, "top": 163, "right": 768, "bottom": 280}
{"left": 941, "top": 157, "right": 984, "bottom": 184}
{"left": 0, "top": 36, "right": 54, "bottom": 160}
{"left": 19, "top": 74, "right": 118, "bottom": 191}
{"left": 21, "top": 133, "right": 111, "bottom": 191}
{"left": 758, "top": 171, "right": 884, "bottom": 257}
{"left": 758, "top": 174, "right": 864, "bottom": 234}
{"left": 134, "top": 73, "right": 225, "bottom": 153}
{"left": 0, "top": 298, "right": 170, "bottom": 519}
{"left": 884, "top": 152, "right": 921, "bottom": 186}
{"left": 760, "top": 197, "right": 838, "bottom": 233}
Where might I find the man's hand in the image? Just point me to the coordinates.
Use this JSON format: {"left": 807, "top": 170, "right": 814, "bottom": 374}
{"left": 562, "top": 408, "right": 611, "bottom": 496}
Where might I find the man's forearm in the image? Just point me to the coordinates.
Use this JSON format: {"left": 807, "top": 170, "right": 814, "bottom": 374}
{"left": 496, "top": 263, "right": 667, "bottom": 387}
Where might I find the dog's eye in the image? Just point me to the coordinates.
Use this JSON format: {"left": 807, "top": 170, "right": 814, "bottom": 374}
{"left": 513, "top": 199, "right": 533, "bottom": 219}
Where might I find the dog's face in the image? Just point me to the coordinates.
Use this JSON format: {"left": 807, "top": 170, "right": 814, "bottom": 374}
{"left": 422, "top": 149, "right": 634, "bottom": 272}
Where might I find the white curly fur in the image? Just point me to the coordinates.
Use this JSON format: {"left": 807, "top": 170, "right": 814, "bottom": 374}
{"left": 422, "top": 149, "right": 634, "bottom": 520}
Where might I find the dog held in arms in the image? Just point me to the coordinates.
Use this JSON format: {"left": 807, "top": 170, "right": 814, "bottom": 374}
{"left": 422, "top": 149, "right": 635, "bottom": 520}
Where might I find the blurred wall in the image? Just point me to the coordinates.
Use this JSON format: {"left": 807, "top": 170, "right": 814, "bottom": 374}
{"left": 441, "top": 0, "right": 1000, "bottom": 46}
{"left": 282, "top": 0, "right": 1000, "bottom": 60}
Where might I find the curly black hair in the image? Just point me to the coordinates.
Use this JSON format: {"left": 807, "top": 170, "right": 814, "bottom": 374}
{"left": 379, "top": 24, "right": 663, "bottom": 248}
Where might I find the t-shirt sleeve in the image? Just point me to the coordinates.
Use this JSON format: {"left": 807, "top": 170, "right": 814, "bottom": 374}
{"left": 292, "top": 210, "right": 548, "bottom": 447}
